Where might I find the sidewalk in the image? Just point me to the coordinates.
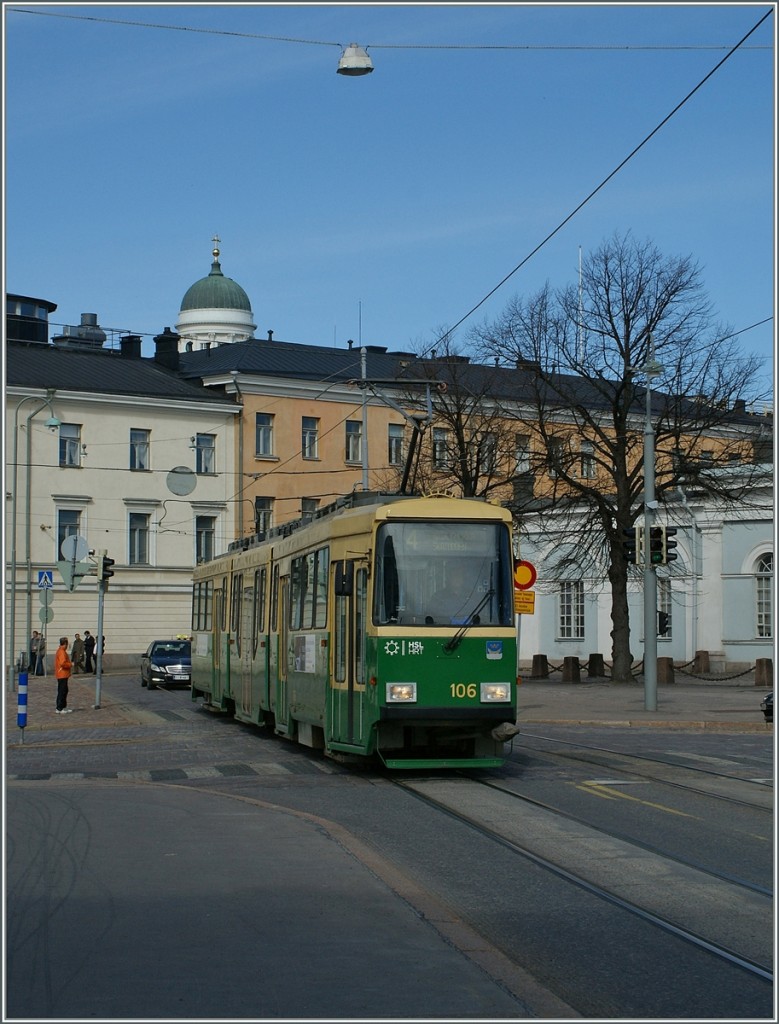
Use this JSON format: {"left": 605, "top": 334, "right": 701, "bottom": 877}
{"left": 5, "top": 671, "right": 772, "bottom": 739}
{"left": 6, "top": 672, "right": 156, "bottom": 737}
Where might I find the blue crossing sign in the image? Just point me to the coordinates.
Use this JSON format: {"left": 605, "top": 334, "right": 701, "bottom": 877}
{"left": 38, "top": 570, "right": 54, "bottom": 589}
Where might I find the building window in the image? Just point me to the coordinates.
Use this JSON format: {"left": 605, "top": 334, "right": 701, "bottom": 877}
{"left": 558, "top": 581, "right": 584, "bottom": 639}
{"left": 195, "top": 433, "right": 216, "bottom": 474}
{"left": 196, "top": 515, "right": 216, "bottom": 564}
{"left": 302, "top": 417, "right": 319, "bottom": 460}
{"left": 515, "top": 433, "right": 531, "bottom": 474}
{"left": 301, "top": 498, "right": 319, "bottom": 522}
{"left": 432, "top": 427, "right": 449, "bottom": 470}
{"left": 255, "top": 497, "right": 273, "bottom": 535}
{"left": 56, "top": 509, "right": 81, "bottom": 560}
{"left": 345, "top": 420, "right": 362, "bottom": 463}
{"left": 548, "top": 436, "right": 566, "bottom": 478}
{"left": 388, "top": 424, "right": 404, "bottom": 467}
{"left": 255, "top": 414, "right": 274, "bottom": 457}
{"left": 756, "top": 553, "right": 773, "bottom": 638}
{"left": 580, "top": 440, "right": 595, "bottom": 479}
{"left": 130, "top": 428, "right": 150, "bottom": 471}
{"left": 658, "top": 578, "right": 672, "bottom": 638}
{"left": 59, "top": 423, "right": 81, "bottom": 467}
{"left": 480, "top": 432, "right": 498, "bottom": 475}
{"left": 129, "top": 512, "right": 150, "bottom": 565}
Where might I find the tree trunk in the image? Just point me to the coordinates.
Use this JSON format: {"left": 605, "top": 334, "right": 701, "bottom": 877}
{"left": 608, "top": 550, "right": 634, "bottom": 682}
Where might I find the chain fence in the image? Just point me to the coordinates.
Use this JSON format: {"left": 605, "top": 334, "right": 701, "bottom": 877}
{"left": 527, "top": 655, "right": 766, "bottom": 683}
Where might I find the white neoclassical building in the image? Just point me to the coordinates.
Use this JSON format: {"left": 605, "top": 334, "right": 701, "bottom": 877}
{"left": 5, "top": 325, "right": 239, "bottom": 679}
{"left": 515, "top": 468, "right": 774, "bottom": 675}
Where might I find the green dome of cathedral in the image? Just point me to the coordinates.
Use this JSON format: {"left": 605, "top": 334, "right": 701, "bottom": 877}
{"left": 180, "top": 245, "right": 252, "bottom": 312}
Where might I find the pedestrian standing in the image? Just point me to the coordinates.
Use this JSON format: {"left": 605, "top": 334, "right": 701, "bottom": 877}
{"left": 54, "top": 637, "right": 73, "bottom": 714}
{"left": 71, "top": 633, "right": 85, "bottom": 674}
{"left": 83, "top": 630, "right": 96, "bottom": 672}
{"left": 30, "top": 631, "right": 46, "bottom": 675}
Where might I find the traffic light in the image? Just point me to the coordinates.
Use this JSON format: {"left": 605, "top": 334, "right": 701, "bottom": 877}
{"left": 648, "top": 527, "right": 665, "bottom": 565}
{"left": 658, "top": 610, "right": 669, "bottom": 635}
{"left": 664, "top": 526, "right": 678, "bottom": 563}
{"left": 622, "top": 525, "right": 643, "bottom": 565}
{"left": 100, "top": 555, "right": 116, "bottom": 584}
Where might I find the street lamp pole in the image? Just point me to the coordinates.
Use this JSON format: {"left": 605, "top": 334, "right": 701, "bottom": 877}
{"left": 7, "top": 391, "right": 60, "bottom": 693}
{"left": 640, "top": 341, "right": 663, "bottom": 712}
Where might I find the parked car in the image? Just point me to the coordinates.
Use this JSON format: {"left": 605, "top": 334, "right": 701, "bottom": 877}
{"left": 141, "top": 639, "right": 192, "bottom": 689}
{"left": 760, "top": 691, "right": 772, "bottom": 723}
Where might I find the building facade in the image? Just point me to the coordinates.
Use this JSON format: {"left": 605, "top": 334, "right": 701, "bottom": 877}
{"left": 5, "top": 322, "right": 238, "bottom": 678}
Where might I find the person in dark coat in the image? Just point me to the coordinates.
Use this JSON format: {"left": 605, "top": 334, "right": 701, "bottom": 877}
{"left": 83, "top": 630, "right": 96, "bottom": 673}
{"left": 30, "top": 631, "right": 46, "bottom": 675}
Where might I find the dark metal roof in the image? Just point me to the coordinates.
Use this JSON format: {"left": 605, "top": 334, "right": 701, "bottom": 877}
{"left": 5, "top": 341, "right": 236, "bottom": 407}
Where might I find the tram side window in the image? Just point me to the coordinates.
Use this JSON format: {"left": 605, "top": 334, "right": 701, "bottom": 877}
{"left": 291, "top": 547, "right": 330, "bottom": 629}
{"left": 253, "top": 568, "right": 267, "bottom": 648}
{"left": 355, "top": 568, "right": 367, "bottom": 684}
{"left": 191, "top": 580, "right": 214, "bottom": 632}
{"left": 231, "top": 573, "right": 243, "bottom": 634}
{"left": 271, "top": 565, "right": 280, "bottom": 632}
{"left": 314, "top": 548, "right": 329, "bottom": 628}
{"left": 219, "top": 576, "right": 228, "bottom": 631}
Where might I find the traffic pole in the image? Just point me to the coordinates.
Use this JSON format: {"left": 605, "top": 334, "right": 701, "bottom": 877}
{"left": 17, "top": 670, "right": 28, "bottom": 744}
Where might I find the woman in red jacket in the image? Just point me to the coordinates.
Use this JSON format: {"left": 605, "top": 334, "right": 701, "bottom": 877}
{"left": 54, "top": 637, "right": 73, "bottom": 714}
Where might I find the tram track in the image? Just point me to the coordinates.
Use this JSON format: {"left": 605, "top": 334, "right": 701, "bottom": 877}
{"left": 468, "top": 774, "right": 772, "bottom": 897}
{"left": 514, "top": 731, "right": 773, "bottom": 810}
{"left": 390, "top": 774, "right": 774, "bottom": 983}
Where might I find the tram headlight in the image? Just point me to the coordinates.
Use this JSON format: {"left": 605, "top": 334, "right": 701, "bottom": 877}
{"left": 480, "top": 682, "right": 511, "bottom": 703}
{"left": 386, "top": 682, "right": 417, "bottom": 703}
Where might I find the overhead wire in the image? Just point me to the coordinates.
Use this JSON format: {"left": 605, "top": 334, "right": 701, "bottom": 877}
{"left": 432, "top": 6, "right": 775, "bottom": 351}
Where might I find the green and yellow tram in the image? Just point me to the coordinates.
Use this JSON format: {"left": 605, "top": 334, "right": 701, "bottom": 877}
{"left": 191, "top": 492, "right": 520, "bottom": 768}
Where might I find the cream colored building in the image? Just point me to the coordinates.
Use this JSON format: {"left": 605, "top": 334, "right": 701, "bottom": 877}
{"left": 5, "top": 333, "right": 239, "bottom": 679}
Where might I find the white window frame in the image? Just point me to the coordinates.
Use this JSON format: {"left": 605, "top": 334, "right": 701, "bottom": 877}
{"left": 756, "top": 553, "right": 773, "bottom": 639}
{"left": 256, "top": 414, "right": 274, "bottom": 458}
{"left": 558, "top": 581, "right": 584, "bottom": 639}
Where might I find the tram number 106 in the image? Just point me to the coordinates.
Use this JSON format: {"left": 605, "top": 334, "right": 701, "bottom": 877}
{"left": 450, "top": 683, "right": 478, "bottom": 699}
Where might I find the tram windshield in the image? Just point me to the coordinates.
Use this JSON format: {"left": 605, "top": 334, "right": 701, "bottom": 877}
{"left": 374, "top": 520, "right": 513, "bottom": 627}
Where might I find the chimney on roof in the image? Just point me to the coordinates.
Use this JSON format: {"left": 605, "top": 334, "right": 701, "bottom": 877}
{"left": 267, "top": 329, "right": 274, "bottom": 342}
{"left": 120, "top": 334, "right": 142, "bottom": 359}
{"left": 154, "top": 327, "right": 181, "bottom": 370}
{"left": 732, "top": 398, "right": 746, "bottom": 414}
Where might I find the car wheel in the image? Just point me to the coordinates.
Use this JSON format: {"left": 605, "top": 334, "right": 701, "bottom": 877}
{"left": 141, "top": 675, "right": 147, "bottom": 687}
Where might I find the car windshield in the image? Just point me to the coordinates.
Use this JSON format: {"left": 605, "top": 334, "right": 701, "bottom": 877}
{"left": 153, "top": 642, "right": 190, "bottom": 656}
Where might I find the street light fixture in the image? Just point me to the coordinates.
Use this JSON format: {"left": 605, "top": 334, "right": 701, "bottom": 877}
{"left": 7, "top": 391, "right": 60, "bottom": 692}
{"left": 337, "top": 43, "right": 374, "bottom": 76}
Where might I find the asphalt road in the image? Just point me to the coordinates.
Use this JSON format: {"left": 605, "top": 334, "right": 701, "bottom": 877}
{"left": 5, "top": 672, "right": 774, "bottom": 1020}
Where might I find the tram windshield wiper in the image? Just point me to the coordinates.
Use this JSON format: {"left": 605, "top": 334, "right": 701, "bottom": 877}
{"left": 443, "top": 589, "right": 495, "bottom": 653}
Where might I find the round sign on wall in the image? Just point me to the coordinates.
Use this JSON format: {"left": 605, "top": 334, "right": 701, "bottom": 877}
{"left": 514, "top": 560, "right": 537, "bottom": 591}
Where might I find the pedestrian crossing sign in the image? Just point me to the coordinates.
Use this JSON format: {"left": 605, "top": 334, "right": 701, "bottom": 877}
{"left": 38, "top": 570, "right": 54, "bottom": 589}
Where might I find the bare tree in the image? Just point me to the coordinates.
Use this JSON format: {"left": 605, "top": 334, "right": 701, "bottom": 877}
{"left": 469, "top": 231, "right": 772, "bottom": 682}
{"left": 393, "top": 334, "right": 521, "bottom": 499}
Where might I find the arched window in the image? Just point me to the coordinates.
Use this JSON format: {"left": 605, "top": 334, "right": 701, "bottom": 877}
{"left": 755, "top": 553, "right": 773, "bottom": 638}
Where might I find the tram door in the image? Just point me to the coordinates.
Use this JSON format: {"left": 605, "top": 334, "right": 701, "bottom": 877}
{"left": 331, "top": 560, "right": 367, "bottom": 745}
{"left": 275, "top": 574, "right": 291, "bottom": 733}
{"left": 238, "top": 581, "right": 253, "bottom": 717}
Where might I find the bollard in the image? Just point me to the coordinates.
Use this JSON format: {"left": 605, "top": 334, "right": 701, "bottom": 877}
{"left": 755, "top": 658, "right": 773, "bottom": 687}
{"left": 693, "top": 650, "right": 710, "bottom": 674}
{"left": 562, "top": 656, "right": 581, "bottom": 683}
{"left": 531, "top": 654, "right": 549, "bottom": 679}
{"left": 657, "top": 657, "right": 675, "bottom": 685}
{"left": 587, "top": 653, "right": 605, "bottom": 678}
{"left": 17, "top": 670, "right": 28, "bottom": 743}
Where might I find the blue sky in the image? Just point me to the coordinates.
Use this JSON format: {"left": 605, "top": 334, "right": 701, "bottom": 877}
{"left": 4, "top": 3, "right": 776, "bottom": 394}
